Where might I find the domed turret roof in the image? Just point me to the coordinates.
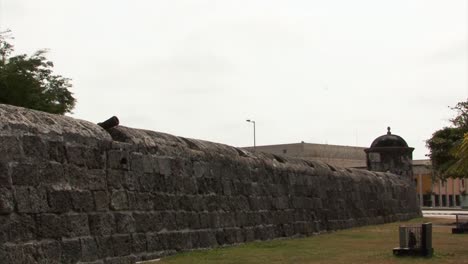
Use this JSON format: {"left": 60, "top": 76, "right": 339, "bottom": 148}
{"left": 370, "top": 127, "right": 408, "bottom": 148}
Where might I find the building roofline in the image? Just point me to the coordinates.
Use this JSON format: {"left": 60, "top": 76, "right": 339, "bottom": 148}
{"left": 242, "top": 142, "right": 366, "bottom": 150}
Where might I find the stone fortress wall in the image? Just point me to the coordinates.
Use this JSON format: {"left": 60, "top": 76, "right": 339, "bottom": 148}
{"left": 0, "top": 104, "right": 421, "bottom": 264}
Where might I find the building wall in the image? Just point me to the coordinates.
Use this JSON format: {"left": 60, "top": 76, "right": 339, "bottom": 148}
{"left": 412, "top": 160, "right": 467, "bottom": 207}
{"left": 0, "top": 104, "right": 421, "bottom": 263}
{"left": 244, "top": 143, "right": 366, "bottom": 168}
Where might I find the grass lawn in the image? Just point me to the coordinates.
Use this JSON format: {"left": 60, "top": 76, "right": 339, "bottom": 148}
{"left": 148, "top": 218, "right": 468, "bottom": 264}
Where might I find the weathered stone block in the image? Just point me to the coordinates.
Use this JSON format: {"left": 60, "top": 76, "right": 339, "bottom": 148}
{"left": 193, "top": 162, "right": 208, "bottom": 178}
{"left": 94, "top": 190, "right": 109, "bottom": 211}
{"left": 0, "top": 188, "right": 14, "bottom": 214}
{"left": 95, "top": 236, "right": 114, "bottom": 258}
{"left": 80, "top": 237, "right": 99, "bottom": 262}
{"left": 168, "top": 232, "right": 192, "bottom": 250}
{"left": 107, "top": 150, "right": 129, "bottom": 170}
{"left": 14, "top": 186, "right": 48, "bottom": 213}
{"left": 130, "top": 152, "right": 144, "bottom": 172}
{"left": 41, "top": 161, "right": 66, "bottom": 185}
{"left": 112, "top": 234, "right": 132, "bottom": 256}
{"left": 107, "top": 170, "right": 124, "bottom": 189}
{"left": 172, "top": 176, "right": 185, "bottom": 193}
{"left": 205, "top": 195, "right": 221, "bottom": 211}
{"left": 164, "top": 175, "right": 176, "bottom": 193}
{"left": 115, "top": 213, "right": 135, "bottom": 234}
{"left": 71, "top": 190, "right": 94, "bottom": 212}
{"left": 22, "top": 135, "right": 48, "bottom": 159}
{"left": 220, "top": 212, "right": 237, "bottom": 227}
{"left": 133, "top": 192, "right": 154, "bottom": 211}
{"left": 48, "top": 140, "right": 66, "bottom": 163}
{"left": 132, "top": 233, "right": 147, "bottom": 253}
{"left": 65, "top": 145, "right": 87, "bottom": 167}
{"left": 133, "top": 212, "right": 161, "bottom": 232}
{"left": 65, "top": 213, "right": 90, "bottom": 237}
{"left": 11, "top": 163, "right": 40, "bottom": 186}
{"left": 182, "top": 177, "right": 198, "bottom": 194}
{"left": 282, "top": 224, "right": 295, "bottom": 237}
{"left": 67, "top": 164, "right": 86, "bottom": 188}
{"left": 212, "top": 178, "right": 223, "bottom": 195}
{"left": 1, "top": 242, "right": 37, "bottom": 264}
{"left": 38, "top": 213, "right": 65, "bottom": 238}
{"left": 121, "top": 171, "right": 138, "bottom": 191}
{"left": 255, "top": 225, "right": 274, "bottom": 240}
{"left": 198, "top": 212, "right": 209, "bottom": 229}
{"left": 153, "top": 193, "right": 173, "bottom": 211}
{"left": 85, "top": 148, "right": 105, "bottom": 169}
{"left": 174, "top": 211, "right": 188, "bottom": 229}
{"left": 88, "top": 213, "right": 115, "bottom": 236}
{"left": 190, "top": 195, "right": 206, "bottom": 212}
{"left": 313, "top": 198, "right": 323, "bottom": 209}
{"left": 0, "top": 161, "right": 12, "bottom": 188}
{"left": 142, "top": 155, "right": 154, "bottom": 174}
{"left": 110, "top": 190, "right": 128, "bottom": 210}
{"left": 160, "top": 211, "right": 177, "bottom": 230}
{"left": 68, "top": 165, "right": 106, "bottom": 190}
{"left": 61, "top": 238, "right": 81, "bottom": 264}
{"left": 273, "top": 197, "right": 289, "bottom": 210}
{"left": 0, "top": 213, "right": 36, "bottom": 242}
{"left": 260, "top": 211, "right": 275, "bottom": 225}
{"left": 221, "top": 180, "right": 233, "bottom": 195}
{"left": 224, "top": 228, "right": 244, "bottom": 244}
{"left": 197, "top": 230, "right": 217, "bottom": 248}
{"left": 0, "top": 135, "right": 22, "bottom": 161}
{"left": 157, "top": 157, "right": 172, "bottom": 176}
{"left": 137, "top": 172, "right": 156, "bottom": 192}
{"left": 48, "top": 189, "right": 72, "bottom": 213}
{"left": 243, "top": 227, "right": 256, "bottom": 242}
{"left": 215, "top": 230, "right": 226, "bottom": 245}
{"left": 234, "top": 196, "right": 250, "bottom": 210}
{"left": 146, "top": 232, "right": 163, "bottom": 251}
{"left": 36, "top": 240, "right": 62, "bottom": 263}
{"left": 189, "top": 231, "right": 200, "bottom": 249}
{"left": 126, "top": 191, "right": 136, "bottom": 210}
{"left": 88, "top": 169, "right": 107, "bottom": 190}
{"left": 153, "top": 173, "right": 167, "bottom": 192}
{"left": 176, "top": 195, "right": 192, "bottom": 211}
{"left": 66, "top": 145, "right": 104, "bottom": 169}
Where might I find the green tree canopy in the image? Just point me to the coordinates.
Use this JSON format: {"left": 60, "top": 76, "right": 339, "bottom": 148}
{"left": 0, "top": 31, "right": 76, "bottom": 114}
{"left": 446, "top": 133, "right": 468, "bottom": 177}
{"left": 426, "top": 100, "right": 468, "bottom": 178}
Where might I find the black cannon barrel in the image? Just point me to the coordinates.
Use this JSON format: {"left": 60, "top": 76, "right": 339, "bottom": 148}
{"left": 98, "top": 116, "right": 119, "bottom": 130}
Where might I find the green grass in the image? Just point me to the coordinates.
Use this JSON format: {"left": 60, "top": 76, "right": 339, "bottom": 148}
{"left": 148, "top": 218, "right": 468, "bottom": 264}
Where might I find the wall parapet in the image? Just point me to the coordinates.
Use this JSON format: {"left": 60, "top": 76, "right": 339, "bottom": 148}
{"left": 0, "top": 104, "right": 421, "bottom": 263}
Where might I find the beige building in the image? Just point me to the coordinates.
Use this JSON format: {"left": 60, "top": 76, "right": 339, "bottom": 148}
{"left": 243, "top": 142, "right": 366, "bottom": 168}
{"left": 413, "top": 159, "right": 467, "bottom": 207}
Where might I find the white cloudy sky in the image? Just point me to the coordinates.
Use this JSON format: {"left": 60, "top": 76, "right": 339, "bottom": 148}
{"left": 1, "top": 0, "right": 467, "bottom": 159}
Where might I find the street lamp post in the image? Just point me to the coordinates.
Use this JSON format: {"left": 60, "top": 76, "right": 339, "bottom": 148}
{"left": 246, "top": 119, "right": 256, "bottom": 151}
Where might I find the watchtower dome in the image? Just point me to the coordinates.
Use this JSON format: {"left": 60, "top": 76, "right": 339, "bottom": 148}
{"left": 365, "top": 127, "right": 414, "bottom": 178}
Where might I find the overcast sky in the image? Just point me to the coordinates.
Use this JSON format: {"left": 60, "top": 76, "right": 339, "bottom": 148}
{"left": 1, "top": 0, "right": 467, "bottom": 159}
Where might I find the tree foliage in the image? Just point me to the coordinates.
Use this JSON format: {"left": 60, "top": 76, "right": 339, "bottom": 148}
{"left": 446, "top": 133, "right": 468, "bottom": 177}
{"left": 426, "top": 100, "right": 468, "bottom": 178}
{"left": 0, "top": 31, "right": 76, "bottom": 114}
